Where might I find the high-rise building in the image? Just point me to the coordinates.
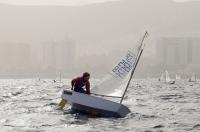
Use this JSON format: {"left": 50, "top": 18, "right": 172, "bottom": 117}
{"left": 156, "top": 37, "right": 200, "bottom": 67}
{"left": 55, "top": 40, "right": 75, "bottom": 72}
{"left": 42, "top": 42, "right": 56, "bottom": 71}
{"left": 0, "top": 43, "right": 31, "bottom": 72}
{"left": 41, "top": 39, "right": 75, "bottom": 75}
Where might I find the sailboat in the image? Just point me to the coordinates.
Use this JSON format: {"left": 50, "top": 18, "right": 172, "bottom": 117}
{"left": 60, "top": 32, "right": 149, "bottom": 118}
{"left": 36, "top": 73, "right": 41, "bottom": 81}
{"left": 165, "top": 71, "right": 170, "bottom": 82}
{"left": 165, "top": 70, "right": 175, "bottom": 84}
{"left": 53, "top": 72, "right": 62, "bottom": 83}
{"left": 158, "top": 73, "right": 164, "bottom": 82}
{"left": 175, "top": 74, "right": 181, "bottom": 80}
{"left": 188, "top": 73, "right": 197, "bottom": 82}
{"left": 159, "top": 71, "right": 175, "bottom": 84}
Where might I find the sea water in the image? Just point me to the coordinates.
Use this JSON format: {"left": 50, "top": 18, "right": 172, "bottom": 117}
{"left": 0, "top": 79, "right": 200, "bottom": 132}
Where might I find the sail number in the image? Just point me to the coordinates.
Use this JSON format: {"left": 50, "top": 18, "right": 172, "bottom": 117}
{"left": 112, "top": 51, "right": 136, "bottom": 78}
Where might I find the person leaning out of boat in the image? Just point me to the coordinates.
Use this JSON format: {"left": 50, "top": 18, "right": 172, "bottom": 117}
{"left": 71, "top": 72, "right": 91, "bottom": 95}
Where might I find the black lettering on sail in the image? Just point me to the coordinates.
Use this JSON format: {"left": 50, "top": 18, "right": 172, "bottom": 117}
{"left": 112, "top": 51, "right": 136, "bottom": 78}
{"left": 121, "top": 59, "right": 132, "bottom": 72}
{"left": 112, "top": 66, "right": 126, "bottom": 78}
{"left": 125, "top": 52, "right": 134, "bottom": 64}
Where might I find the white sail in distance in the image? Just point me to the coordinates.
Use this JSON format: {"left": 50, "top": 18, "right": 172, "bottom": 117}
{"left": 176, "top": 74, "right": 181, "bottom": 80}
{"left": 165, "top": 70, "right": 172, "bottom": 83}
{"left": 190, "top": 73, "right": 197, "bottom": 82}
{"left": 159, "top": 73, "right": 165, "bottom": 81}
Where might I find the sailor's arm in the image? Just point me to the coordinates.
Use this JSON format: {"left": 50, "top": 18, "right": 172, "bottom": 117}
{"left": 86, "top": 82, "right": 90, "bottom": 95}
{"left": 71, "top": 78, "right": 77, "bottom": 90}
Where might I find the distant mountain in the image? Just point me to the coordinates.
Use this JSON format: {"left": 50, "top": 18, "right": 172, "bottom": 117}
{"left": 0, "top": 0, "right": 200, "bottom": 54}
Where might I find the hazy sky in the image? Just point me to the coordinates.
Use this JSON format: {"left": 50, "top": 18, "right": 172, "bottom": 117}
{"left": 0, "top": 0, "right": 120, "bottom": 6}
{"left": 0, "top": 0, "right": 199, "bottom": 6}
{"left": 174, "top": 0, "right": 200, "bottom": 2}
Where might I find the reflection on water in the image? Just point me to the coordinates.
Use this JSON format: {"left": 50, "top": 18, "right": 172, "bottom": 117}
{"left": 0, "top": 79, "right": 200, "bottom": 131}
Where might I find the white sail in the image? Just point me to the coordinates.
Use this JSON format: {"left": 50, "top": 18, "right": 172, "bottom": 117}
{"left": 91, "top": 33, "right": 148, "bottom": 98}
{"left": 176, "top": 74, "right": 181, "bottom": 80}
{"left": 159, "top": 73, "right": 165, "bottom": 81}
{"left": 91, "top": 49, "right": 138, "bottom": 96}
{"left": 165, "top": 70, "right": 171, "bottom": 83}
{"left": 189, "top": 73, "right": 197, "bottom": 82}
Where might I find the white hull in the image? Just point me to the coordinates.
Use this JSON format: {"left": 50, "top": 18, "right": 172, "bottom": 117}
{"left": 61, "top": 90, "right": 130, "bottom": 118}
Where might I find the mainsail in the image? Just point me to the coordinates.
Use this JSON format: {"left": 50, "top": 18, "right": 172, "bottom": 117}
{"left": 91, "top": 32, "right": 148, "bottom": 101}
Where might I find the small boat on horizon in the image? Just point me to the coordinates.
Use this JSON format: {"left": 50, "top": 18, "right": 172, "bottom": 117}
{"left": 188, "top": 73, "right": 197, "bottom": 82}
{"left": 159, "top": 70, "right": 175, "bottom": 84}
{"left": 175, "top": 74, "right": 181, "bottom": 80}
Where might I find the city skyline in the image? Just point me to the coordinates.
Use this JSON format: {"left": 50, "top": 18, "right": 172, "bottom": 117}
{"left": 0, "top": 36, "right": 199, "bottom": 78}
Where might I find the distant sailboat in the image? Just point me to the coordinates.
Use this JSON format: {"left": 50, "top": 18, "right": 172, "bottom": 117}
{"left": 175, "top": 74, "right": 181, "bottom": 80}
{"left": 165, "top": 70, "right": 175, "bottom": 84}
{"left": 53, "top": 72, "right": 62, "bottom": 83}
{"left": 165, "top": 71, "right": 171, "bottom": 83}
{"left": 188, "top": 73, "right": 197, "bottom": 82}
{"left": 158, "top": 73, "right": 165, "bottom": 82}
{"left": 36, "top": 74, "right": 40, "bottom": 81}
{"left": 159, "top": 71, "right": 175, "bottom": 84}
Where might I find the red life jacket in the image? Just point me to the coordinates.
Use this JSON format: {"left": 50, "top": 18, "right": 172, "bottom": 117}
{"left": 71, "top": 77, "right": 90, "bottom": 94}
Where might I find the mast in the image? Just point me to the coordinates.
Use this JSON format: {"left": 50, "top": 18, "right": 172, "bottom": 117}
{"left": 120, "top": 32, "right": 148, "bottom": 104}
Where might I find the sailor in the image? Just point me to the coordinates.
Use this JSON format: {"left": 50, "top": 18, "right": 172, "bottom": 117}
{"left": 71, "top": 72, "right": 91, "bottom": 94}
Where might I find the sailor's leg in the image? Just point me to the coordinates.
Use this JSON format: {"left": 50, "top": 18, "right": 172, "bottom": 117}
{"left": 58, "top": 99, "right": 67, "bottom": 109}
{"left": 74, "top": 87, "right": 80, "bottom": 92}
{"left": 74, "top": 87, "right": 86, "bottom": 94}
